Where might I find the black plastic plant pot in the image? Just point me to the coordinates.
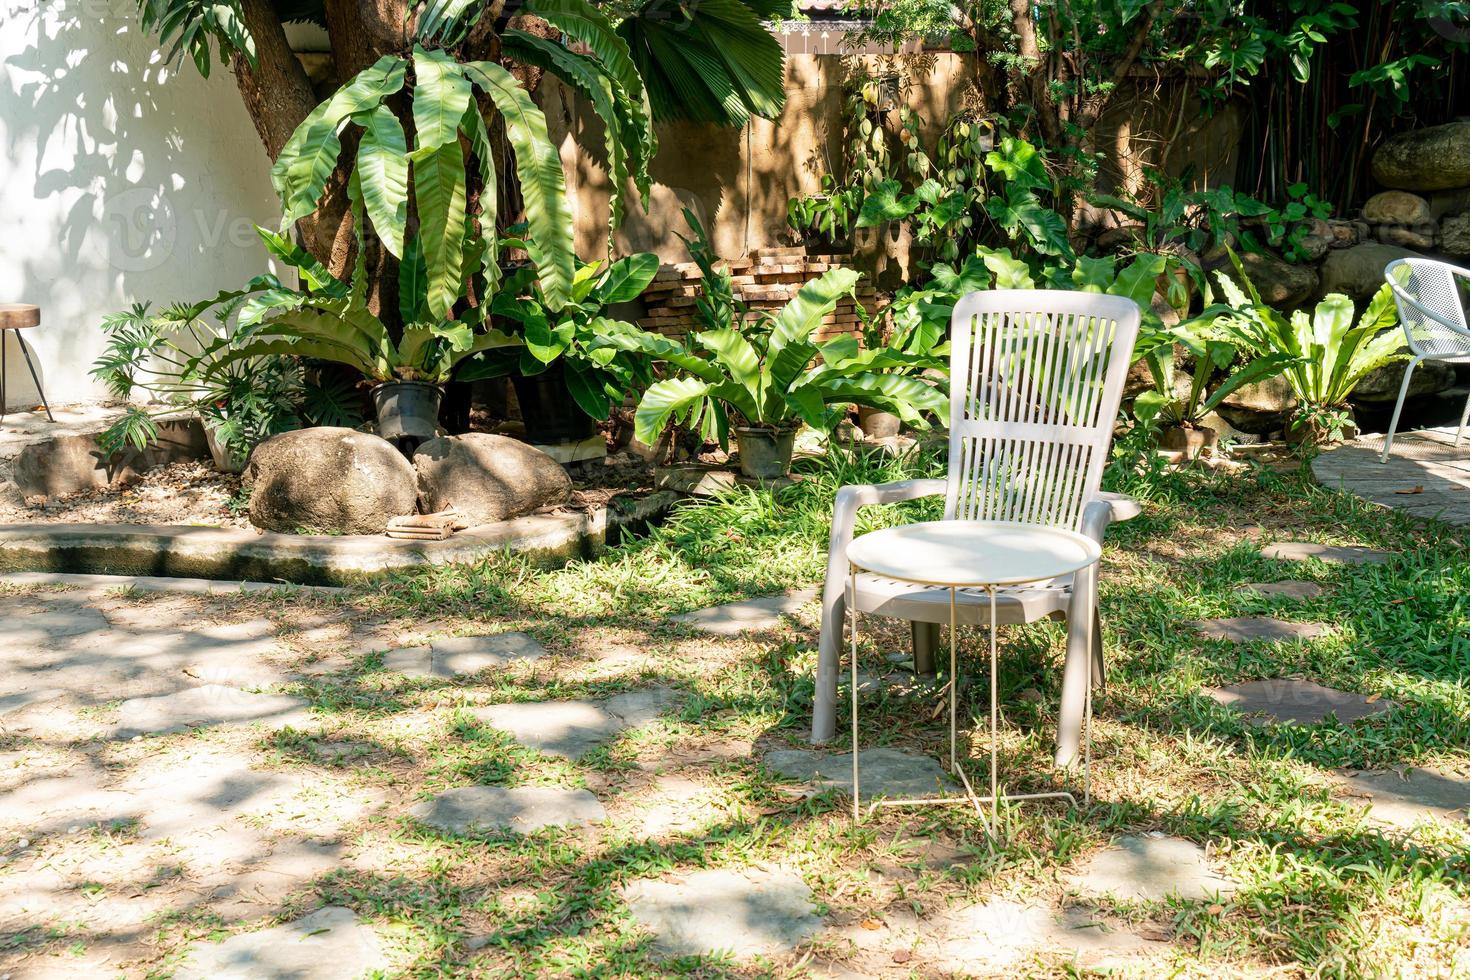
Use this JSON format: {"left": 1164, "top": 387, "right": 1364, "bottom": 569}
{"left": 512, "top": 365, "right": 596, "bottom": 445}
{"left": 735, "top": 425, "right": 798, "bottom": 480}
{"left": 372, "top": 380, "right": 443, "bottom": 455}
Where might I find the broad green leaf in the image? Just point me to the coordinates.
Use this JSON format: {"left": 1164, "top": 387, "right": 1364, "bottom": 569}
{"left": 1071, "top": 255, "right": 1117, "bottom": 292}
{"left": 355, "top": 105, "right": 409, "bottom": 257}
{"left": 635, "top": 375, "right": 713, "bottom": 446}
{"left": 255, "top": 226, "right": 346, "bottom": 295}
{"left": 1109, "top": 253, "right": 1167, "bottom": 307}
{"left": 856, "top": 180, "right": 917, "bottom": 228}
{"left": 399, "top": 236, "right": 428, "bottom": 323}
{"left": 695, "top": 328, "right": 762, "bottom": 418}
{"left": 594, "top": 253, "right": 660, "bottom": 304}
{"left": 767, "top": 267, "right": 862, "bottom": 362}
{"left": 412, "top": 47, "right": 474, "bottom": 151}
{"left": 410, "top": 141, "right": 468, "bottom": 319}
{"left": 463, "top": 60, "right": 575, "bottom": 311}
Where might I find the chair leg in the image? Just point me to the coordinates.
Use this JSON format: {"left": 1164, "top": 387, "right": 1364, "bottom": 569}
{"left": 1090, "top": 607, "right": 1106, "bottom": 692}
{"left": 812, "top": 575, "right": 846, "bottom": 744}
{"left": 912, "top": 621, "right": 939, "bottom": 676}
{"left": 15, "top": 334, "right": 54, "bottom": 423}
{"left": 1055, "top": 572, "right": 1095, "bottom": 768}
{"left": 1380, "top": 356, "right": 1421, "bottom": 463}
{"left": 1456, "top": 385, "right": 1470, "bottom": 448}
{"left": 0, "top": 330, "right": 7, "bottom": 423}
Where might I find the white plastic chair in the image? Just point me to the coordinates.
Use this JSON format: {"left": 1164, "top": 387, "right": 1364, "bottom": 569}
{"left": 1380, "top": 257, "right": 1470, "bottom": 462}
{"left": 814, "top": 290, "right": 1142, "bottom": 767}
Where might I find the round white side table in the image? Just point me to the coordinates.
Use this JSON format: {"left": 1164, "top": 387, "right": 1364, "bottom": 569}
{"left": 844, "top": 519, "right": 1102, "bottom": 830}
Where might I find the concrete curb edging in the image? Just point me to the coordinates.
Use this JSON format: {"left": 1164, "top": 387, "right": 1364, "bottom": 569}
{"left": 0, "top": 491, "right": 679, "bottom": 586}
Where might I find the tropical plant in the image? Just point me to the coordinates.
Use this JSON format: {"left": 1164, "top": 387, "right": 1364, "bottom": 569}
{"left": 460, "top": 246, "right": 662, "bottom": 422}
{"left": 133, "top": 0, "right": 788, "bottom": 304}
{"left": 1206, "top": 250, "right": 1404, "bottom": 442}
{"left": 630, "top": 268, "right": 948, "bottom": 448}
{"left": 91, "top": 296, "right": 304, "bottom": 466}
{"left": 1130, "top": 319, "right": 1296, "bottom": 431}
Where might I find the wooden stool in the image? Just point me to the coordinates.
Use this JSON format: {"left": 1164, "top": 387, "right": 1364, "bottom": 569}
{"left": 0, "top": 304, "right": 55, "bottom": 422}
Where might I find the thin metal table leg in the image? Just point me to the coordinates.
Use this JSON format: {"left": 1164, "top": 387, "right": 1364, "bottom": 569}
{"left": 1, "top": 330, "right": 8, "bottom": 423}
{"left": 989, "top": 584, "right": 999, "bottom": 832}
{"left": 849, "top": 564, "right": 859, "bottom": 823}
{"left": 16, "top": 335, "right": 54, "bottom": 422}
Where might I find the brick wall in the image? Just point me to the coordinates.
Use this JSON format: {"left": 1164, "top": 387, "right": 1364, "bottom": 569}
{"left": 638, "top": 247, "right": 878, "bottom": 343}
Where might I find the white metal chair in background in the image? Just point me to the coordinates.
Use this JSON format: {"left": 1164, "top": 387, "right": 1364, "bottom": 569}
{"left": 1380, "top": 257, "right": 1470, "bottom": 462}
{"left": 814, "top": 290, "right": 1142, "bottom": 767}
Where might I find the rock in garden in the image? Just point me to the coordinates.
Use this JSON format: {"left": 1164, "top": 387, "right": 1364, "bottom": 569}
{"left": 1362, "top": 190, "right": 1432, "bottom": 226}
{"left": 1218, "top": 250, "right": 1318, "bottom": 309}
{"left": 1371, "top": 121, "right": 1470, "bottom": 192}
{"left": 1442, "top": 214, "right": 1470, "bottom": 258}
{"left": 1352, "top": 360, "right": 1455, "bottom": 402}
{"left": 1319, "top": 242, "right": 1418, "bottom": 304}
{"left": 413, "top": 433, "right": 571, "bottom": 526}
{"left": 245, "top": 427, "right": 417, "bottom": 535}
{"left": 1217, "top": 374, "right": 1297, "bottom": 435}
{"left": 11, "top": 420, "right": 208, "bottom": 498}
{"left": 1377, "top": 226, "right": 1435, "bottom": 250}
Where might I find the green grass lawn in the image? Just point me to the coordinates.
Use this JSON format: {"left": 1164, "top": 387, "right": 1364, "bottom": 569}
{"left": 254, "top": 441, "right": 1463, "bottom": 977}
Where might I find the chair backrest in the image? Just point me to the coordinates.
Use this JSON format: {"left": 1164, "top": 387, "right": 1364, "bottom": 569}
{"left": 944, "top": 290, "right": 1141, "bottom": 532}
{"left": 1384, "top": 257, "right": 1470, "bottom": 359}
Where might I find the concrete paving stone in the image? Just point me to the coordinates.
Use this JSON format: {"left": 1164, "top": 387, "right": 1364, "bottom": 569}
{"left": 470, "top": 686, "right": 679, "bottom": 759}
{"left": 1208, "top": 679, "right": 1396, "bottom": 726}
{"left": 924, "top": 898, "right": 1165, "bottom": 970}
{"left": 111, "top": 685, "right": 313, "bottom": 737}
{"left": 380, "top": 632, "right": 547, "bottom": 679}
{"left": 671, "top": 588, "right": 819, "bottom": 636}
{"left": 196, "top": 840, "right": 343, "bottom": 919}
{"left": 0, "top": 765, "right": 139, "bottom": 834}
{"left": 1261, "top": 541, "right": 1394, "bottom": 564}
{"left": 9, "top": 605, "right": 111, "bottom": 645}
{"left": 1190, "top": 617, "right": 1329, "bottom": 643}
{"left": 410, "top": 786, "right": 606, "bottom": 835}
{"left": 764, "top": 747, "right": 957, "bottom": 801}
{"left": 1330, "top": 766, "right": 1470, "bottom": 830}
{"left": 1237, "top": 581, "right": 1325, "bottom": 600}
{"left": 0, "top": 570, "right": 343, "bottom": 596}
{"left": 1064, "top": 835, "right": 1238, "bottom": 902}
{"left": 173, "top": 906, "right": 385, "bottom": 980}
{"left": 621, "top": 867, "right": 823, "bottom": 958}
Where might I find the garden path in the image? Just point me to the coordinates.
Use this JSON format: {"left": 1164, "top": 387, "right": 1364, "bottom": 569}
{"left": 0, "top": 553, "right": 1467, "bottom": 977}
{"left": 1314, "top": 426, "right": 1470, "bottom": 527}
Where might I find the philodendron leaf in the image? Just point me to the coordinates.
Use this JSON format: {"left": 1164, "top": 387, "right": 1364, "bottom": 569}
{"left": 355, "top": 105, "right": 409, "bottom": 257}
{"left": 856, "top": 180, "right": 917, "bottom": 228}
{"left": 411, "top": 141, "right": 468, "bottom": 319}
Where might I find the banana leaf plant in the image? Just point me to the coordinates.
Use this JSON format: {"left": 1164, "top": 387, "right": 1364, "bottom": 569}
{"left": 459, "top": 245, "right": 663, "bottom": 421}
{"left": 630, "top": 267, "right": 948, "bottom": 449}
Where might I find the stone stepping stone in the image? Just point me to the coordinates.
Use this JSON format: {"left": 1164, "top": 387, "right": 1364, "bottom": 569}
{"left": 671, "top": 588, "right": 818, "bottom": 636}
{"left": 173, "top": 906, "right": 384, "bottom": 980}
{"left": 10, "top": 606, "right": 111, "bottom": 646}
{"left": 924, "top": 898, "right": 1165, "bottom": 971}
{"left": 410, "top": 786, "right": 605, "bottom": 835}
{"left": 1191, "top": 617, "right": 1329, "bottom": 643}
{"left": 1330, "top": 767, "right": 1470, "bottom": 830}
{"left": 111, "top": 685, "right": 312, "bottom": 737}
{"left": 1064, "top": 834, "right": 1237, "bottom": 902}
{"left": 380, "top": 632, "right": 546, "bottom": 679}
{"left": 1262, "top": 542, "right": 1393, "bottom": 565}
{"left": 470, "top": 687, "right": 678, "bottom": 760}
{"left": 1237, "top": 581, "right": 1324, "bottom": 600}
{"left": 1208, "top": 679, "right": 1395, "bottom": 727}
{"left": 764, "top": 747, "right": 956, "bottom": 800}
{"left": 621, "top": 867, "right": 823, "bottom": 958}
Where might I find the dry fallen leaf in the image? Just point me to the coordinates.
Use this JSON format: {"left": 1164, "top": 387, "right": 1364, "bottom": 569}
{"left": 891, "top": 949, "right": 912, "bottom": 963}
{"left": 860, "top": 918, "right": 883, "bottom": 931}
{"left": 1207, "top": 904, "right": 1225, "bottom": 915}
{"left": 1395, "top": 486, "right": 1425, "bottom": 495}
{"left": 1365, "top": 693, "right": 1382, "bottom": 703}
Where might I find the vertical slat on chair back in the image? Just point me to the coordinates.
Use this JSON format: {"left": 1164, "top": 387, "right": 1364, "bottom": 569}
{"left": 944, "top": 290, "right": 1141, "bottom": 531}
{"left": 1386, "top": 257, "right": 1470, "bottom": 359}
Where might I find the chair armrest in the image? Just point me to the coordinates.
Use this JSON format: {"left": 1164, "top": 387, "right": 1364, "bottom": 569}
{"left": 1081, "top": 492, "right": 1141, "bottom": 544}
{"left": 826, "top": 479, "right": 947, "bottom": 578}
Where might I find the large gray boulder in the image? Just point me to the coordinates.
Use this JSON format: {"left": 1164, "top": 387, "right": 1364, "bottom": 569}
{"left": 1442, "top": 214, "right": 1470, "bottom": 258}
{"left": 1319, "top": 242, "right": 1417, "bottom": 304}
{"left": 414, "top": 433, "right": 572, "bottom": 526}
{"left": 1372, "top": 122, "right": 1470, "bottom": 192}
{"left": 11, "top": 418, "right": 208, "bottom": 498}
{"left": 245, "top": 427, "right": 417, "bottom": 534}
{"left": 1352, "top": 359, "right": 1455, "bottom": 403}
{"left": 1217, "top": 375, "right": 1297, "bottom": 435}
{"left": 1362, "top": 190, "right": 1431, "bottom": 226}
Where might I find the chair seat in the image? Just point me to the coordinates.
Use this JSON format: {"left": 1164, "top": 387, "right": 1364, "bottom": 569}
{"left": 850, "top": 571, "right": 1072, "bottom": 627}
{"left": 0, "top": 305, "right": 40, "bottom": 330}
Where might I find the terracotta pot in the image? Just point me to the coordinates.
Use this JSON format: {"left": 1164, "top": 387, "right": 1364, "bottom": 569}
{"left": 1157, "top": 424, "right": 1218, "bottom": 459}
{"left": 1284, "top": 412, "right": 1359, "bottom": 447}
{"left": 734, "top": 426, "right": 797, "bottom": 479}
{"left": 857, "top": 406, "right": 901, "bottom": 439}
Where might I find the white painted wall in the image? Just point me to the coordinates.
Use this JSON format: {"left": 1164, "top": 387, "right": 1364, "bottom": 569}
{"left": 0, "top": 0, "right": 280, "bottom": 412}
